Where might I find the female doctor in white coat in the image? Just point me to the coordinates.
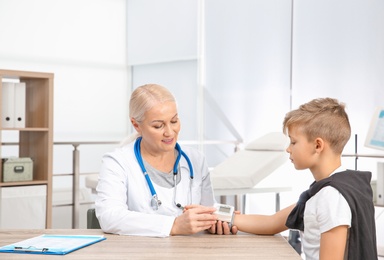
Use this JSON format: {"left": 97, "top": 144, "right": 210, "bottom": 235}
{"left": 95, "top": 84, "right": 234, "bottom": 237}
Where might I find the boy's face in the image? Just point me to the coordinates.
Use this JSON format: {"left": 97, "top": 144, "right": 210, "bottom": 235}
{"left": 286, "top": 126, "right": 317, "bottom": 170}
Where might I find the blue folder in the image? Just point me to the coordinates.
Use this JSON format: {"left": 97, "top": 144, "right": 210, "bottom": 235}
{"left": 0, "top": 234, "right": 106, "bottom": 255}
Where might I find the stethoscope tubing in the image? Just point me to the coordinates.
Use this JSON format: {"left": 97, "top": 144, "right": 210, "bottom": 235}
{"left": 134, "top": 137, "right": 193, "bottom": 210}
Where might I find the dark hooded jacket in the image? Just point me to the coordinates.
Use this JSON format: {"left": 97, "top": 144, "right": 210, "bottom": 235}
{"left": 286, "top": 170, "right": 377, "bottom": 260}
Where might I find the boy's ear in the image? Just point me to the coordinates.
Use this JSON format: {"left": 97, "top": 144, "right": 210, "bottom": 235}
{"left": 314, "top": 137, "right": 325, "bottom": 152}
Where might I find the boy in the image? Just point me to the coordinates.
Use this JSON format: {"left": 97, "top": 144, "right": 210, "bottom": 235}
{"left": 232, "top": 98, "right": 377, "bottom": 260}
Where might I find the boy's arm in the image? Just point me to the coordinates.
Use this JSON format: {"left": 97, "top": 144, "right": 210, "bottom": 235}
{"left": 320, "top": 225, "right": 348, "bottom": 260}
{"left": 233, "top": 204, "right": 295, "bottom": 235}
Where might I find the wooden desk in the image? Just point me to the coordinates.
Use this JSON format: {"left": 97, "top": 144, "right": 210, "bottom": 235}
{"left": 0, "top": 229, "right": 301, "bottom": 259}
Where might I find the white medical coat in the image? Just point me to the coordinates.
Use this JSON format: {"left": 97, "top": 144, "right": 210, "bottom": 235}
{"left": 95, "top": 141, "right": 215, "bottom": 237}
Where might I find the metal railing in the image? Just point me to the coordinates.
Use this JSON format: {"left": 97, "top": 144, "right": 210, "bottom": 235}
{"left": 53, "top": 141, "right": 119, "bottom": 228}
{"left": 60, "top": 146, "right": 379, "bottom": 228}
{"left": 5, "top": 139, "right": 383, "bottom": 228}
{"left": 342, "top": 153, "right": 384, "bottom": 171}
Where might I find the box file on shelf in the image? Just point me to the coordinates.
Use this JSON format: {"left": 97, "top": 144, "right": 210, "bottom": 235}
{"left": 0, "top": 82, "right": 26, "bottom": 128}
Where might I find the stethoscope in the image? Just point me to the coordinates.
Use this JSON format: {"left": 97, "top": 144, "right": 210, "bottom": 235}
{"left": 134, "top": 137, "right": 194, "bottom": 211}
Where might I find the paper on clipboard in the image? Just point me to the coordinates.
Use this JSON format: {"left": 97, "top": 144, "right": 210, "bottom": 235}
{"left": 0, "top": 234, "right": 106, "bottom": 255}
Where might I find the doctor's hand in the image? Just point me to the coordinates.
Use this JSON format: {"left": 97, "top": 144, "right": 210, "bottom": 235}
{"left": 170, "top": 205, "right": 217, "bottom": 235}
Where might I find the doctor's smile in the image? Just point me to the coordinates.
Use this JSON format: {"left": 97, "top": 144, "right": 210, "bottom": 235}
{"left": 162, "top": 138, "right": 175, "bottom": 145}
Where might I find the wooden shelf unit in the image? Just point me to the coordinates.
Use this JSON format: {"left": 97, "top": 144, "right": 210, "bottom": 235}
{"left": 0, "top": 69, "right": 53, "bottom": 228}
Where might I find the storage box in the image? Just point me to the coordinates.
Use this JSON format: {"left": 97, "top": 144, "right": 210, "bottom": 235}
{"left": 0, "top": 185, "right": 46, "bottom": 228}
{"left": 2, "top": 157, "right": 33, "bottom": 182}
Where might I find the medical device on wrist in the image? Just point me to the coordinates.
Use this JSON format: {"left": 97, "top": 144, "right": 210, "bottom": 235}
{"left": 213, "top": 203, "right": 235, "bottom": 227}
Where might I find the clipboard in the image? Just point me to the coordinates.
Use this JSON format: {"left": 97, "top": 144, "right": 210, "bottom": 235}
{"left": 0, "top": 234, "right": 106, "bottom": 255}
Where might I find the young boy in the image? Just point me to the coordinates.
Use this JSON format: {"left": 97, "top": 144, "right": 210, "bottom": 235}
{"left": 232, "top": 98, "right": 377, "bottom": 260}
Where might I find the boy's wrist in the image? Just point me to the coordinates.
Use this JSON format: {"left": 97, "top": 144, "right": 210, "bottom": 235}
{"left": 228, "top": 212, "right": 235, "bottom": 231}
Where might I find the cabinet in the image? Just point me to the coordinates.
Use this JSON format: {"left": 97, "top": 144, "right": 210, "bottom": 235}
{"left": 0, "top": 69, "right": 53, "bottom": 228}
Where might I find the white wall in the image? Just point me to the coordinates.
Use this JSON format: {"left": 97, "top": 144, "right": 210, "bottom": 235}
{"left": 127, "top": 0, "right": 200, "bottom": 144}
{"left": 0, "top": 0, "right": 129, "bottom": 141}
{"left": 0, "top": 0, "right": 129, "bottom": 228}
{"left": 290, "top": 0, "right": 384, "bottom": 193}
{"left": 205, "top": 0, "right": 292, "bottom": 164}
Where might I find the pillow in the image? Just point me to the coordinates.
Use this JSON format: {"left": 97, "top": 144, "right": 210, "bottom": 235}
{"left": 245, "top": 132, "right": 288, "bottom": 151}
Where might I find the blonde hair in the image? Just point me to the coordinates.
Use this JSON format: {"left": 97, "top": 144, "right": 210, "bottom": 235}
{"left": 129, "top": 84, "right": 176, "bottom": 122}
{"left": 121, "top": 84, "right": 177, "bottom": 145}
{"left": 283, "top": 97, "right": 351, "bottom": 154}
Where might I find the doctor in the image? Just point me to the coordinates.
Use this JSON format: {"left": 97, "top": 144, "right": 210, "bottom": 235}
{"left": 96, "top": 84, "right": 232, "bottom": 237}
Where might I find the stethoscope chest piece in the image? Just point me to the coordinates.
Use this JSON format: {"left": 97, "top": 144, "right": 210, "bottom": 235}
{"left": 151, "top": 195, "right": 162, "bottom": 211}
